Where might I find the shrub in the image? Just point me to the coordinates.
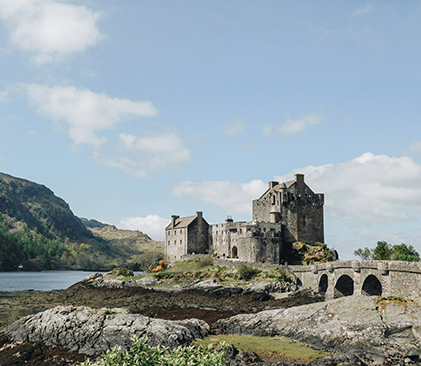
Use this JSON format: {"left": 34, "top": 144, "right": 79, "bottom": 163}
{"left": 78, "top": 336, "right": 229, "bottom": 366}
{"left": 111, "top": 267, "right": 134, "bottom": 277}
{"left": 237, "top": 263, "right": 260, "bottom": 281}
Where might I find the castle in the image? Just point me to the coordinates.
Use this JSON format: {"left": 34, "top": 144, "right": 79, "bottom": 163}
{"left": 165, "top": 174, "right": 324, "bottom": 264}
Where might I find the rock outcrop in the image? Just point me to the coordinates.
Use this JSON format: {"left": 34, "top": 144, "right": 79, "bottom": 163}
{"left": 213, "top": 296, "right": 421, "bottom": 364}
{"left": 2, "top": 306, "right": 209, "bottom": 357}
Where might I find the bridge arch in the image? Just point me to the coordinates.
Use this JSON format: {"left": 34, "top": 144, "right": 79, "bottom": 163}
{"left": 318, "top": 273, "right": 328, "bottom": 293}
{"left": 362, "top": 274, "right": 382, "bottom": 296}
{"left": 334, "top": 274, "right": 354, "bottom": 298}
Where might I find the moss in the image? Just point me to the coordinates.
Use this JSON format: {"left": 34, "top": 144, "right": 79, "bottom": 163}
{"left": 195, "top": 334, "right": 327, "bottom": 362}
{"left": 375, "top": 296, "right": 417, "bottom": 309}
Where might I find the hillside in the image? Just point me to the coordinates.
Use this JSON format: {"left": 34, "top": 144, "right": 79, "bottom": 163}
{"left": 82, "top": 219, "right": 164, "bottom": 270}
{"left": 0, "top": 173, "right": 164, "bottom": 271}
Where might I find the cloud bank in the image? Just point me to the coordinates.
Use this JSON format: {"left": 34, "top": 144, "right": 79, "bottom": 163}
{"left": 0, "top": 0, "right": 102, "bottom": 63}
{"left": 24, "top": 84, "right": 157, "bottom": 148}
{"left": 173, "top": 179, "right": 267, "bottom": 215}
{"left": 119, "top": 215, "right": 169, "bottom": 241}
{"left": 23, "top": 84, "right": 191, "bottom": 177}
{"left": 173, "top": 153, "right": 421, "bottom": 225}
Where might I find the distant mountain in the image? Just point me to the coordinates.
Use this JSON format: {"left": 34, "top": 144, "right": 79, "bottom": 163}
{"left": 0, "top": 173, "right": 164, "bottom": 271}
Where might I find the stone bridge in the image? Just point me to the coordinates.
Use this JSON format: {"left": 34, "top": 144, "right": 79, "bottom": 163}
{"left": 290, "top": 260, "right": 421, "bottom": 302}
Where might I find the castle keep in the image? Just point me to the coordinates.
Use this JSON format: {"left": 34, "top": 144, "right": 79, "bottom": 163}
{"left": 165, "top": 174, "right": 324, "bottom": 264}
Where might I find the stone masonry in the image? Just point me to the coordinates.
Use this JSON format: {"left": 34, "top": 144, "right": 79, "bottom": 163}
{"left": 165, "top": 174, "right": 324, "bottom": 264}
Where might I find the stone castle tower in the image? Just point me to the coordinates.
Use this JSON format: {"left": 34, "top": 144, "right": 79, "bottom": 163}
{"left": 165, "top": 174, "right": 324, "bottom": 263}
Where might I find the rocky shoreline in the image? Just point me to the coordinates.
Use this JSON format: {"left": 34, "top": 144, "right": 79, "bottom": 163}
{"left": 1, "top": 274, "right": 420, "bottom": 365}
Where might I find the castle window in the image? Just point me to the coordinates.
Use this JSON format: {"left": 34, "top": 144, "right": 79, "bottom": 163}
{"left": 174, "top": 241, "right": 176, "bottom": 245}
{"left": 180, "top": 240, "right": 182, "bottom": 244}
{"left": 272, "top": 195, "right": 275, "bottom": 205}
{"left": 303, "top": 215, "right": 307, "bottom": 227}
{"left": 180, "top": 229, "right": 182, "bottom": 234}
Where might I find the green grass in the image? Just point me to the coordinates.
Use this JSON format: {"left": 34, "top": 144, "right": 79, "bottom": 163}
{"left": 167, "top": 256, "right": 214, "bottom": 271}
{"left": 195, "top": 334, "right": 327, "bottom": 362}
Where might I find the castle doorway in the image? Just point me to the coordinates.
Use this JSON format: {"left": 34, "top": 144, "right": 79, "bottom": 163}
{"left": 232, "top": 246, "right": 238, "bottom": 259}
{"left": 362, "top": 275, "right": 382, "bottom": 296}
{"left": 318, "top": 274, "right": 328, "bottom": 293}
{"left": 334, "top": 275, "right": 354, "bottom": 298}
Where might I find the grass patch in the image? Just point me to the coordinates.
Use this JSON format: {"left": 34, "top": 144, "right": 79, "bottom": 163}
{"left": 168, "top": 256, "right": 213, "bottom": 272}
{"left": 196, "top": 334, "right": 326, "bottom": 362}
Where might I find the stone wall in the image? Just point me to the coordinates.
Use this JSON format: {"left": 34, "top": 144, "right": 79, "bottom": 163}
{"left": 291, "top": 260, "right": 421, "bottom": 302}
{"left": 166, "top": 226, "right": 188, "bottom": 262}
{"left": 187, "top": 214, "right": 209, "bottom": 255}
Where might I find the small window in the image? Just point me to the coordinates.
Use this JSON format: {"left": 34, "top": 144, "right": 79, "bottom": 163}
{"left": 180, "top": 240, "right": 182, "bottom": 244}
{"left": 174, "top": 240, "right": 176, "bottom": 245}
{"left": 180, "top": 229, "right": 182, "bottom": 234}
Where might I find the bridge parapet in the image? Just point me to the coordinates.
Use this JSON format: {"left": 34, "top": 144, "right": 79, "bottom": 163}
{"left": 290, "top": 260, "right": 421, "bottom": 302}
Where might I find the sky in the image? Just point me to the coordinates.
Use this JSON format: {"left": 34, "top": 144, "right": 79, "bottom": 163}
{"left": 1, "top": 1, "right": 421, "bottom": 259}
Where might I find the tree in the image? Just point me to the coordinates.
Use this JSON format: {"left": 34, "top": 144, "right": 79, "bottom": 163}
{"left": 353, "top": 247, "right": 372, "bottom": 260}
{"left": 390, "top": 243, "right": 420, "bottom": 262}
{"left": 354, "top": 241, "right": 420, "bottom": 262}
{"left": 373, "top": 241, "right": 392, "bottom": 260}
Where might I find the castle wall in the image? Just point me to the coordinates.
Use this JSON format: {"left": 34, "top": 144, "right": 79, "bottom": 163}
{"left": 187, "top": 215, "right": 209, "bottom": 255}
{"left": 166, "top": 226, "right": 188, "bottom": 261}
{"left": 211, "top": 221, "right": 283, "bottom": 264}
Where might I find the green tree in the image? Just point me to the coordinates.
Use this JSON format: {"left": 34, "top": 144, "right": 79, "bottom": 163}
{"left": 373, "top": 241, "right": 393, "bottom": 260}
{"left": 390, "top": 243, "right": 420, "bottom": 262}
{"left": 353, "top": 247, "right": 373, "bottom": 260}
{"left": 355, "top": 241, "right": 420, "bottom": 262}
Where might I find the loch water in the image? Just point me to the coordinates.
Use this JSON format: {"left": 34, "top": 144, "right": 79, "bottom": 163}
{"left": 0, "top": 270, "right": 105, "bottom": 292}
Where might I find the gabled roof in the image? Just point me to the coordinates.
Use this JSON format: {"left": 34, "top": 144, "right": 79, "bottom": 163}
{"left": 165, "top": 215, "right": 196, "bottom": 230}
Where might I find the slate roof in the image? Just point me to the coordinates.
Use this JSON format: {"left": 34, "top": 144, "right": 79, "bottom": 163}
{"left": 165, "top": 215, "right": 197, "bottom": 230}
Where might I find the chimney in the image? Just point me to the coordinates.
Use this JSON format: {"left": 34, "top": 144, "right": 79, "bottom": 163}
{"left": 269, "top": 181, "right": 279, "bottom": 189}
{"left": 295, "top": 174, "right": 304, "bottom": 193}
{"left": 171, "top": 215, "right": 179, "bottom": 227}
{"left": 196, "top": 211, "right": 202, "bottom": 218}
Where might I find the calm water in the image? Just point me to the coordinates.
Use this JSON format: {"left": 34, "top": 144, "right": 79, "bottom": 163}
{"left": 0, "top": 270, "right": 105, "bottom": 292}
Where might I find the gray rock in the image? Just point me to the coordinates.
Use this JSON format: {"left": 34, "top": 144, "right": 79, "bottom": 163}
{"left": 212, "top": 295, "right": 421, "bottom": 361}
{"left": 135, "top": 276, "right": 162, "bottom": 286}
{"left": 2, "top": 305, "right": 209, "bottom": 356}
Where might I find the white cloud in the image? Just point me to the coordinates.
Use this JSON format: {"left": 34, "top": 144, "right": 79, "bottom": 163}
{"left": 275, "top": 152, "right": 421, "bottom": 223}
{"left": 95, "top": 132, "right": 192, "bottom": 177}
{"left": 279, "top": 113, "right": 323, "bottom": 135}
{"left": 0, "top": 0, "right": 102, "bottom": 63}
{"left": 173, "top": 179, "right": 267, "bottom": 215}
{"left": 24, "top": 84, "right": 157, "bottom": 148}
{"left": 263, "top": 113, "right": 323, "bottom": 137}
{"left": 173, "top": 152, "right": 421, "bottom": 226}
{"left": 223, "top": 120, "right": 246, "bottom": 136}
{"left": 118, "top": 215, "right": 169, "bottom": 241}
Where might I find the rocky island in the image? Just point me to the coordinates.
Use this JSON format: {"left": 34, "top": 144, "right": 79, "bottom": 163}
{"left": 0, "top": 259, "right": 420, "bottom": 366}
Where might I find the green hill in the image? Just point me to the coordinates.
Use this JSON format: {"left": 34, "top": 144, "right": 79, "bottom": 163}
{"left": 0, "top": 173, "right": 163, "bottom": 271}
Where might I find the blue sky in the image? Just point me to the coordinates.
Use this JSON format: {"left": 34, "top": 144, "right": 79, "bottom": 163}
{"left": 1, "top": 1, "right": 421, "bottom": 259}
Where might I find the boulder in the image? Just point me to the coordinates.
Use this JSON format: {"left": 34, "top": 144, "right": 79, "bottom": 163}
{"left": 212, "top": 295, "right": 421, "bottom": 362}
{"left": 2, "top": 306, "right": 209, "bottom": 356}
